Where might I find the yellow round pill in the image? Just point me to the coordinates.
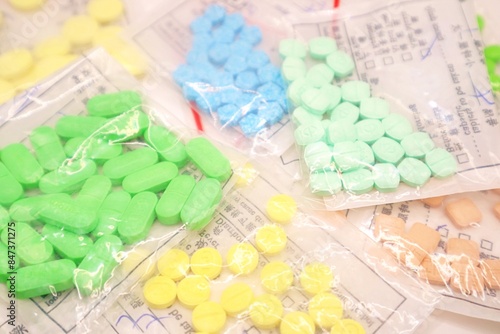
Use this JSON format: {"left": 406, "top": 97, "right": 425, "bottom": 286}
{"left": 87, "top": 0, "right": 124, "bottom": 24}
{"left": 235, "top": 162, "right": 258, "bottom": 187}
{"left": 62, "top": 15, "right": 99, "bottom": 47}
{"left": 330, "top": 319, "right": 366, "bottom": 334}
{"left": 8, "top": 0, "right": 45, "bottom": 11}
{"left": 260, "top": 261, "right": 293, "bottom": 294}
{"left": 192, "top": 301, "right": 226, "bottom": 333}
{"left": 190, "top": 247, "right": 222, "bottom": 280}
{"left": 33, "top": 36, "right": 71, "bottom": 59}
{"left": 226, "top": 242, "right": 259, "bottom": 275}
{"left": 0, "top": 48, "right": 34, "bottom": 80}
{"left": 143, "top": 275, "right": 176, "bottom": 309}
{"left": 177, "top": 275, "right": 210, "bottom": 309}
{"left": 308, "top": 292, "right": 343, "bottom": 329}
{"left": 255, "top": 224, "right": 287, "bottom": 255}
{"left": 266, "top": 194, "right": 297, "bottom": 224}
{"left": 108, "top": 43, "right": 147, "bottom": 77}
{"left": 157, "top": 248, "right": 190, "bottom": 281}
{"left": 280, "top": 311, "right": 315, "bottom": 334}
{"left": 249, "top": 294, "right": 283, "bottom": 329}
{"left": 220, "top": 282, "right": 254, "bottom": 317}
{"left": 119, "top": 247, "right": 156, "bottom": 280}
{"left": 92, "top": 25, "right": 123, "bottom": 48}
{"left": 0, "top": 80, "right": 15, "bottom": 105}
{"left": 299, "top": 263, "right": 333, "bottom": 295}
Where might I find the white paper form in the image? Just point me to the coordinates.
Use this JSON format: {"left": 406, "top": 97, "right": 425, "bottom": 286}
{"left": 283, "top": 0, "right": 500, "bottom": 210}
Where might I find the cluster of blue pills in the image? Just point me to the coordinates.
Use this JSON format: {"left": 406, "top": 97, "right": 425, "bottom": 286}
{"left": 173, "top": 5, "right": 288, "bottom": 137}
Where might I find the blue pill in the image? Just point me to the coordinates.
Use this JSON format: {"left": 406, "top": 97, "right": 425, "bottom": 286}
{"left": 257, "top": 102, "right": 284, "bottom": 126}
{"left": 190, "top": 16, "right": 212, "bottom": 34}
{"left": 257, "top": 82, "right": 282, "bottom": 101}
{"left": 204, "top": 4, "right": 226, "bottom": 25}
{"left": 183, "top": 82, "right": 209, "bottom": 101}
{"left": 224, "top": 55, "right": 248, "bottom": 75}
{"left": 239, "top": 112, "right": 266, "bottom": 137}
{"left": 187, "top": 50, "right": 209, "bottom": 65}
{"left": 247, "top": 50, "right": 269, "bottom": 70}
{"left": 235, "top": 71, "right": 259, "bottom": 90}
{"left": 212, "top": 26, "right": 235, "bottom": 44}
{"left": 218, "top": 104, "right": 242, "bottom": 126}
{"left": 208, "top": 43, "right": 231, "bottom": 65}
{"left": 209, "top": 71, "right": 233, "bottom": 86}
{"left": 173, "top": 65, "right": 198, "bottom": 86}
{"left": 223, "top": 13, "right": 245, "bottom": 33}
{"left": 196, "top": 92, "right": 222, "bottom": 114}
{"left": 219, "top": 86, "right": 242, "bottom": 104}
{"left": 192, "top": 33, "right": 213, "bottom": 51}
{"left": 257, "top": 63, "right": 281, "bottom": 83}
{"left": 239, "top": 25, "right": 262, "bottom": 46}
{"left": 192, "top": 63, "right": 218, "bottom": 83}
{"left": 229, "top": 40, "right": 253, "bottom": 57}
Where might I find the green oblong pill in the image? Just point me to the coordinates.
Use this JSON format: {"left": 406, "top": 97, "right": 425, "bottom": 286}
{"left": 122, "top": 161, "right": 178, "bottom": 194}
{"left": 1, "top": 143, "right": 44, "bottom": 188}
{"left": 398, "top": 157, "right": 431, "bottom": 187}
{"left": 310, "top": 169, "right": 342, "bottom": 196}
{"left": 359, "top": 97, "right": 390, "bottom": 120}
{"left": 372, "top": 163, "right": 400, "bottom": 193}
{"left": 186, "top": 137, "right": 231, "bottom": 182}
{"left": 355, "top": 119, "right": 384, "bottom": 144}
{"left": 92, "top": 190, "right": 131, "bottom": 238}
{"left": 38, "top": 196, "right": 98, "bottom": 234}
{"left": 99, "top": 110, "right": 150, "bottom": 143}
{"left": 144, "top": 125, "right": 188, "bottom": 167}
{"left": 42, "top": 224, "right": 93, "bottom": 264}
{"left": 341, "top": 168, "right": 374, "bottom": 194}
{"left": 485, "top": 45, "right": 500, "bottom": 62}
{"left": 156, "top": 175, "right": 196, "bottom": 225}
{"left": 326, "top": 50, "right": 354, "bottom": 78}
{"left": 17, "top": 259, "right": 76, "bottom": 299}
{"left": 64, "top": 137, "right": 122, "bottom": 163}
{"left": 87, "top": 91, "right": 142, "bottom": 117}
{"left": 103, "top": 147, "right": 158, "bottom": 184}
{"left": 425, "top": 148, "right": 457, "bottom": 179}
{"left": 1, "top": 243, "right": 19, "bottom": 282}
{"left": 29, "top": 126, "right": 66, "bottom": 171}
{"left": 341, "top": 81, "right": 371, "bottom": 106}
{"left": 181, "top": 178, "right": 222, "bottom": 230}
{"left": 76, "top": 175, "right": 112, "bottom": 210}
{"left": 0, "top": 162, "right": 23, "bottom": 206}
{"left": 55, "top": 115, "right": 107, "bottom": 139}
{"left": 118, "top": 192, "right": 158, "bottom": 244}
{"left": 372, "top": 137, "right": 404, "bottom": 165}
{"left": 9, "top": 193, "right": 69, "bottom": 222}
{"left": 39, "top": 159, "right": 97, "bottom": 194}
{"left": 75, "top": 235, "right": 122, "bottom": 296}
{"left": 401, "top": 132, "right": 435, "bottom": 159}
{"left": 382, "top": 113, "right": 413, "bottom": 142}
{"left": 0, "top": 206, "right": 9, "bottom": 231}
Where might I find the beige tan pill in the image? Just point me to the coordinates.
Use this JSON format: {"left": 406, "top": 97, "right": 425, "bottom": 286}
{"left": 445, "top": 198, "right": 482, "bottom": 228}
{"left": 373, "top": 214, "right": 405, "bottom": 242}
{"left": 480, "top": 259, "right": 500, "bottom": 289}
{"left": 446, "top": 238, "right": 479, "bottom": 266}
{"left": 396, "top": 223, "right": 440, "bottom": 268}
{"left": 417, "top": 255, "right": 450, "bottom": 286}
{"left": 420, "top": 196, "right": 445, "bottom": 208}
{"left": 450, "top": 262, "right": 484, "bottom": 295}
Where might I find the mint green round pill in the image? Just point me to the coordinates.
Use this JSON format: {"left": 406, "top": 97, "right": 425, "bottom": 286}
{"left": 372, "top": 163, "right": 400, "bottom": 193}
{"left": 0, "top": 243, "right": 18, "bottom": 282}
{"left": 341, "top": 168, "right": 373, "bottom": 194}
{"left": 99, "top": 110, "right": 150, "bottom": 143}
{"left": 186, "top": 137, "right": 231, "bottom": 182}
{"left": 301, "top": 87, "right": 330, "bottom": 115}
{"left": 282, "top": 56, "right": 307, "bottom": 82}
{"left": 65, "top": 137, "right": 123, "bottom": 164}
{"left": 359, "top": 97, "right": 390, "bottom": 120}
{"left": 42, "top": 224, "right": 93, "bottom": 264}
{"left": 181, "top": 178, "right": 222, "bottom": 230}
{"left": 87, "top": 91, "right": 142, "bottom": 117}
{"left": 122, "top": 161, "right": 178, "bottom": 194}
{"left": 304, "top": 142, "right": 333, "bottom": 172}
{"left": 292, "top": 106, "right": 322, "bottom": 126}
{"left": 1, "top": 143, "right": 44, "bottom": 188}
{"left": 39, "top": 159, "right": 97, "bottom": 194}
{"left": 0, "top": 206, "right": 9, "bottom": 230}
{"left": 401, "top": 132, "right": 435, "bottom": 158}
{"left": 118, "top": 192, "right": 158, "bottom": 244}
{"left": 355, "top": 119, "right": 384, "bottom": 144}
{"left": 156, "top": 174, "right": 196, "bottom": 225}
{"left": 310, "top": 168, "right": 342, "bottom": 195}
{"left": 306, "top": 63, "right": 334, "bottom": 88}
{"left": 330, "top": 102, "right": 359, "bottom": 124}
{"left": 92, "top": 190, "right": 131, "bottom": 238}
{"left": 1, "top": 222, "right": 54, "bottom": 266}
{"left": 381, "top": 113, "right": 413, "bottom": 142}
{"left": 103, "top": 147, "right": 158, "bottom": 184}
{"left": 484, "top": 45, "right": 500, "bottom": 62}
{"left": 29, "top": 126, "right": 66, "bottom": 171}
{"left": 341, "top": 81, "right": 370, "bottom": 106}
{"left": 372, "top": 137, "right": 404, "bottom": 165}
{"left": 321, "top": 84, "right": 342, "bottom": 111}
{"left": 0, "top": 162, "right": 23, "bottom": 206}
{"left": 326, "top": 50, "right": 354, "bottom": 78}
{"left": 424, "top": 148, "right": 457, "bottom": 179}
{"left": 294, "top": 121, "right": 324, "bottom": 146}
{"left": 327, "top": 120, "right": 357, "bottom": 144}
{"left": 309, "top": 36, "right": 337, "bottom": 60}
{"left": 55, "top": 115, "right": 107, "bottom": 138}
{"left": 75, "top": 234, "right": 122, "bottom": 296}
{"left": 76, "top": 175, "right": 112, "bottom": 210}
{"left": 332, "top": 141, "right": 362, "bottom": 172}
{"left": 17, "top": 259, "right": 75, "bottom": 299}
{"left": 287, "top": 77, "right": 310, "bottom": 107}
{"left": 279, "top": 39, "right": 308, "bottom": 59}
{"left": 144, "top": 125, "right": 188, "bottom": 167}
{"left": 9, "top": 193, "right": 69, "bottom": 222}
{"left": 397, "top": 157, "right": 431, "bottom": 187}
{"left": 356, "top": 141, "right": 375, "bottom": 166}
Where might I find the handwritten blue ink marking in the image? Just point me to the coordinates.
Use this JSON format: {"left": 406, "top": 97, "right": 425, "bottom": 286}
{"left": 116, "top": 313, "right": 171, "bottom": 329}
{"left": 421, "top": 36, "right": 438, "bottom": 60}
{"left": 436, "top": 224, "right": 447, "bottom": 231}
{"left": 13, "top": 85, "right": 39, "bottom": 116}
{"left": 472, "top": 83, "right": 494, "bottom": 105}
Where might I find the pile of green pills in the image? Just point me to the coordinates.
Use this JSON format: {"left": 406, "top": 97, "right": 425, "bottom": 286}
{"left": 280, "top": 37, "right": 457, "bottom": 196}
{"left": 478, "top": 15, "right": 500, "bottom": 92}
{"left": 0, "top": 90, "right": 232, "bottom": 298}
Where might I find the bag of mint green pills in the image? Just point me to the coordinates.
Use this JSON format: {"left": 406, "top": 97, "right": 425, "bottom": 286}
{"left": 126, "top": 0, "right": 298, "bottom": 157}
{"left": 273, "top": 0, "right": 500, "bottom": 211}
{"left": 0, "top": 48, "right": 246, "bottom": 334}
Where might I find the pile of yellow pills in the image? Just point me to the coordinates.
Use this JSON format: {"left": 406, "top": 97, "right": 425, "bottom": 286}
{"left": 0, "top": 49, "right": 34, "bottom": 80}
{"left": 190, "top": 247, "right": 223, "bottom": 280}
{"left": 280, "top": 311, "right": 316, "bottom": 334}
{"left": 220, "top": 282, "right": 254, "bottom": 317}
{"left": 266, "top": 194, "right": 297, "bottom": 224}
{"left": 226, "top": 242, "right": 259, "bottom": 275}
{"left": 62, "top": 15, "right": 100, "bottom": 47}
{"left": 308, "top": 292, "right": 344, "bottom": 329}
{"left": 255, "top": 224, "right": 287, "bottom": 255}
{"left": 300, "top": 262, "right": 334, "bottom": 295}
{"left": 87, "top": 0, "right": 124, "bottom": 24}
{"left": 235, "top": 162, "right": 258, "bottom": 187}
{"left": 249, "top": 294, "right": 284, "bottom": 329}
{"left": 157, "top": 248, "right": 190, "bottom": 281}
{"left": 260, "top": 261, "right": 294, "bottom": 294}
{"left": 8, "top": 0, "right": 45, "bottom": 11}
{"left": 143, "top": 275, "right": 177, "bottom": 309}
{"left": 192, "top": 301, "right": 227, "bottom": 333}
{"left": 177, "top": 275, "right": 211, "bottom": 308}
{"left": 330, "top": 319, "right": 366, "bottom": 334}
